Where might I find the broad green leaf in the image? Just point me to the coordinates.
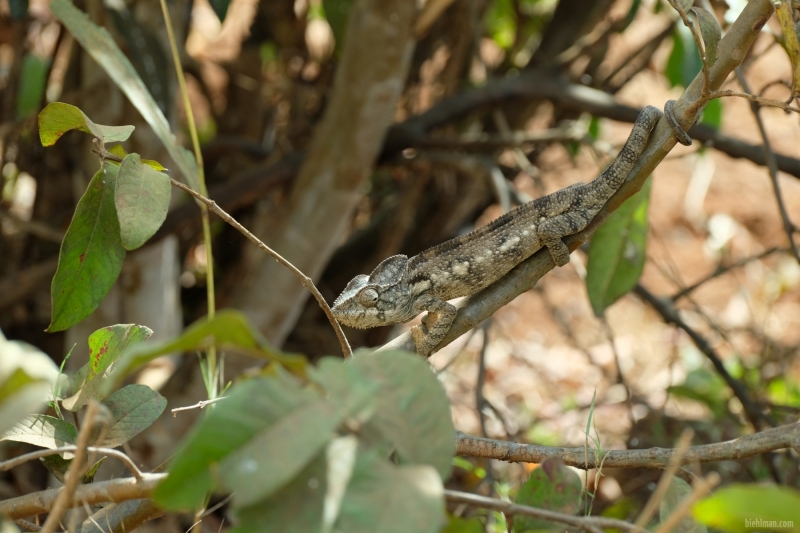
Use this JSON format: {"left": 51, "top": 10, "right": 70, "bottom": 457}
{"left": 0, "top": 414, "right": 77, "bottom": 448}
{"left": 0, "top": 330, "right": 62, "bottom": 433}
{"left": 777, "top": 1, "right": 800, "bottom": 97}
{"left": 48, "top": 163, "right": 126, "bottom": 332}
{"left": 110, "top": 310, "right": 303, "bottom": 387}
{"left": 334, "top": 450, "right": 445, "bottom": 533}
{"left": 672, "top": 0, "right": 692, "bottom": 14}
{"left": 693, "top": 484, "right": 800, "bottom": 532}
{"left": 17, "top": 55, "right": 49, "bottom": 118}
{"left": 153, "top": 373, "right": 316, "bottom": 510}
{"left": 38, "top": 102, "right": 134, "bottom": 146}
{"left": 50, "top": 0, "right": 200, "bottom": 190}
{"left": 231, "top": 450, "right": 328, "bottom": 533}
{"left": 115, "top": 153, "right": 171, "bottom": 250}
{"left": 665, "top": 26, "right": 702, "bottom": 88}
{"left": 690, "top": 8, "right": 721, "bottom": 67}
{"left": 351, "top": 350, "right": 454, "bottom": 479}
{"left": 586, "top": 177, "right": 651, "bottom": 316}
{"left": 220, "top": 399, "right": 342, "bottom": 507}
{"left": 62, "top": 324, "right": 153, "bottom": 412}
{"left": 513, "top": 458, "right": 582, "bottom": 533}
{"left": 100, "top": 384, "right": 166, "bottom": 447}
{"left": 208, "top": 0, "right": 231, "bottom": 22}
{"left": 660, "top": 477, "right": 708, "bottom": 533}
{"left": 309, "top": 357, "right": 379, "bottom": 421}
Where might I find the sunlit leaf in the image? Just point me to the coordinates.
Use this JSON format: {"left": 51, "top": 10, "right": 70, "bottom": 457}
{"left": 48, "top": 163, "right": 126, "bottom": 332}
{"left": 0, "top": 330, "right": 63, "bottom": 433}
{"left": 586, "top": 177, "right": 652, "bottom": 316}
{"left": 693, "top": 484, "right": 800, "bottom": 532}
{"left": 111, "top": 310, "right": 303, "bottom": 388}
{"left": 62, "top": 324, "right": 153, "bottom": 411}
{"left": 115, "top": 153, "right": 171, "bottom": 250}
{"left": 0, "top": 414, "right": 76, "bottom": 449}
{"left": 38, "top": 102, "right": 135, "bottom": 146}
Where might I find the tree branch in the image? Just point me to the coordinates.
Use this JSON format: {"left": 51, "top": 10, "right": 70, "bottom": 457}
{"left": 455, "top": 423, "right": 799, "bottom": 469}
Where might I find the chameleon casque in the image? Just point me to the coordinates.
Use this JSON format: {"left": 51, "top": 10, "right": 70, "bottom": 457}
{"left": 332, "top": 102, "right": 690, "bottom": 356}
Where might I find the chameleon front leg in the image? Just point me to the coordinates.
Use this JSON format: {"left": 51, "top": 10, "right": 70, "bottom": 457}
{"left": 537, "top": 210, "right": 593, "bottom": 266}
{"left": 410, "top": 294, "right": 457, "bottom": 356}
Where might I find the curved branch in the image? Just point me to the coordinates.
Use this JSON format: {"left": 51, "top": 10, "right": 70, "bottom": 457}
{"left": 455, "top": 422, "right": 800, "bottom": 468}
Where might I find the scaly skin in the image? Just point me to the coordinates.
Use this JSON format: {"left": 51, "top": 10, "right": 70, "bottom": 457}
{"left": 332, "top": 103, "right": 686, "bottom": 355}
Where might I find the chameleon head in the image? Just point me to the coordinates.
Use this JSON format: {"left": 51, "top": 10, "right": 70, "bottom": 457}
{"left": 331, "top": 254, "right": 417, "bottom": 328}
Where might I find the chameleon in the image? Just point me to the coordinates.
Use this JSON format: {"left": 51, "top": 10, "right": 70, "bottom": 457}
{"left": 332, "top": 102, "right": 690, "bottom": 355}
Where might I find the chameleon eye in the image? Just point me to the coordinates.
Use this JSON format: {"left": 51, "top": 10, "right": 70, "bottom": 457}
{"left": 358, "top": 288, "right": 379, "bottom": 307}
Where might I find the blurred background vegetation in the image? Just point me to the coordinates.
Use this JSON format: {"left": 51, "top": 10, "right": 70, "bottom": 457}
{"left": 1, "top": 0, "right": 800, "bottom": 530}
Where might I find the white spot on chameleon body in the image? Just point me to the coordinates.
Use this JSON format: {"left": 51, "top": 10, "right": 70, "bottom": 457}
{"left": 413, "top": 279, "right": 431, "bottom": 292}
{"left": 499, "top": 235, "right": 520, "bottom": 252}
{"left": 453, "top": 262, "right": 470, "bottom": 276}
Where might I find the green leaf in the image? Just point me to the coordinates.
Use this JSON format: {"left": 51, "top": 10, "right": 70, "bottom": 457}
{"left": 690, "top": 8, "right": 721, "bottom": 67}
{"left": 672, "top": 0, "right": 692, "bottom": 15}
{"left": 208, "top": 0, "right": 231, "bottom": 22}
{"left": 115, "top": 153, "right": 171, "bottom": 250}
{"left": 49, "top": 0, "right": 200, "bottom": 190}
{"left": 231, "top": 450, "right": 328, "bottom": 533}
{"left": 107, "top": 144, "right": 167, "bottom": 171}
{"left": 513, "top": 458, "right": 582, "bottom": 533}
{"left": 40, "top": 455, "right": 105, "bottom": 484}
{"left": 693, "top": 484, "right": 800, "bottom": 533}
{"left": 334, "top": 450, "right": 445, "bottom": 533}
{"left": 350, "top": 350, "right": 455, "bottom": 479}
{"left": 100, "top": 384, "right": 166, "bottom": 447}
{"left": 660, "top": 477, "right": 708, "bottom": 533}
{"left": 0, "top": 414, "right": 77, "bottom": 448}
{"left": 153, "top": 373, "right": 317, "bottom": 510}
{"left": 219, "top": 399, "right": 343, "bottom": 507}
{"left": 586, "top": 177, "right": 651, "bottom": 316}
{"left": 48, "top": 164, "right": 126, "bottom": 332}
{"left": 441, "top": 516, "right": 485, "bottom": 533}
{"left": 776, "top": 0, "right": 800, "bottom": 97}
{"left": 0, "top": 330, "right": 63, "bottom": 433}
{"left": 17, "top": 55, "right": 49, "bottom": 118}
{"left": 38, "top": 102, "right": 134, "bottom": 146}
{"left": 62, "top": 324, "right": 153, "bottom": 411}
{"left": 665, "top": 26, "right": 703, "bottom": 88}
{"left": 700, "top": 98, "right": 722, "bottom": 129}
{"left": 111, "top": 310, "right": 302, "bottom": 387}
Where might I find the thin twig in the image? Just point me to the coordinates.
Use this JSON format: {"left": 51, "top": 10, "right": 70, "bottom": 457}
{"left": 709, "top": 89, "right": 800, "bottom": 114}
{"left": 39, "top": 402, "right": 101, "bottom": 533}
{"left": 444, "top": 490, "right": 646, "bottom": 533}
{"left": 92, "top": 144, "right": 352, "bottom": 358}
{"left": 634, "top": 284, "right": 772, "bottom": 429}
{"left": 455, "top": 422, "right": 799, "bottom": 468}
{"left": 672, "top": 246, "right": 785, "bottom": 300}
{"left": 733, "top": 69, "right": 800, "bottom": 264}
{"left": 172, "top": 396, "right": 228, "bottom": 415}
{"left": 0, "top": 446, "right": 143, "bottom": 480}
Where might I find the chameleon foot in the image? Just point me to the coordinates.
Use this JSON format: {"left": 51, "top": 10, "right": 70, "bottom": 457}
{"left": 664, "top": 100, "right": 693, "bottom": 146}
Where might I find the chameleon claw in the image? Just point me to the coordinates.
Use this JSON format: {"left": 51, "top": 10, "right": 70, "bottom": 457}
{"left": 664, "top": 100, "right": 693, "bottom": 146}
